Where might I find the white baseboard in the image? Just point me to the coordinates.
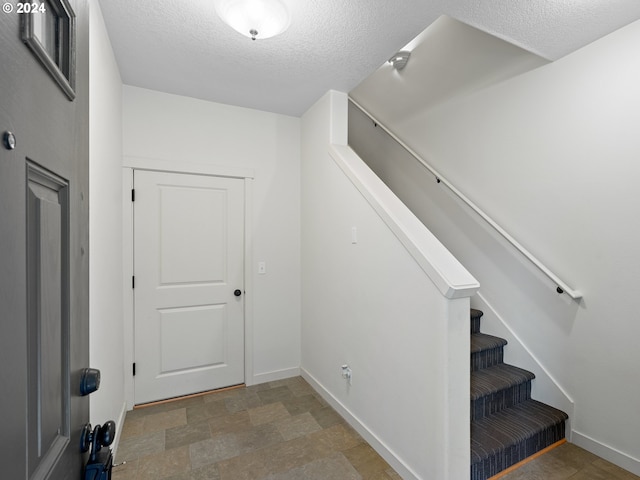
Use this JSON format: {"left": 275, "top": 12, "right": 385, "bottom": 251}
{"left": 572, "top": 430, "right": 640, "bottom": 476}
{"left": 249, "top": 366, "right": 301, "bottom": 386}
{"left": 111, "top": 401, "right": 128, "bottom": 459}
{"left": 301, "top": 367, "right": 419, "bottom": 480}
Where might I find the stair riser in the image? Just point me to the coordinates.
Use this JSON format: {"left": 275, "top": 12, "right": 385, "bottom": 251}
{"left": 471, "top": 316, "right": 481, "bottom": 334}
{"left": 471, "top": 382, "right": 532, "bottom": 421}
{"left": 471, "top": 421, "right": 566, "bottom": 480}
{"left": 471, "top": 347, "right": 504, "bottom": 372}
{"left": 470, "top": 309, "right": 483, "bottom": 334}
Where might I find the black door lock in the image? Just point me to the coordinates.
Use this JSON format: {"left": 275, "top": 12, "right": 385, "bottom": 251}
{"left": 80, "top": 368, "right": 101, "bottom": 396}
{"left": 81, "top": 420, "right": 116, "bottom": 480}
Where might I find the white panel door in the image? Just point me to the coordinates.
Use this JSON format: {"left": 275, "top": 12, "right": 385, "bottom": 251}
{"left": 134, "top": 170, "right": 245, "bottom": 404}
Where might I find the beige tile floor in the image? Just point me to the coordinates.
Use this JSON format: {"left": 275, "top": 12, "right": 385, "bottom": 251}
{"left": 112, "top": 376, "right": 401, "bottom": 480}
{"left": 498, "top": 441, "right": 640, "bottom": 480}
{"left": 112, "top": 376, "right": 640, "bottom": 480}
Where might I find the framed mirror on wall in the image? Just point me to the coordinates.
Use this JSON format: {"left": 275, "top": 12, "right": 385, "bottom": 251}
{"left": 21, "top": 0, "right": 76, "bottom": 100}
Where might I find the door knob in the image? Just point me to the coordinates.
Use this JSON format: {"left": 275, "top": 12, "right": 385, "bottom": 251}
{"left": 234, "top": 289, "right": 242, "bottom": 297}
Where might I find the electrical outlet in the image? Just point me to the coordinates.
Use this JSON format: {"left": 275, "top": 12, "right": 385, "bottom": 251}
{"left": 341, "top": 365, "right": 352, "bottom": 384}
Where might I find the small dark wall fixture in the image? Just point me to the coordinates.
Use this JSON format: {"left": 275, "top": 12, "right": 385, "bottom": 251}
{"left": 21, "top": 0, "right": 76, "bottom": 100}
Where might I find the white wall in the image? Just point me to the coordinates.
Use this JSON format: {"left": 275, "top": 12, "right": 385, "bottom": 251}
{"left": 122, "top": 86, "right": 301, "bottom": 386}
{"left": 89, "top": 0, "right": 125, "bottom": 427}
{"left": 349, "top": 100, "right": 577, "bottom": 426}
{"left": 301, "top": 91, "right": 475, "bottom": 480}
{"left": 351, "top": 16, "right": 548, "bottom": 127}
{"left": 349, "top": 19, "right": 640, "bottom": 475}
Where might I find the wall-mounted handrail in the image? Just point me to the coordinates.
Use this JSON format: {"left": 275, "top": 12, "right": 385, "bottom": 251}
{"left": 349, "top": 98, "right": 582, "bottom": 300}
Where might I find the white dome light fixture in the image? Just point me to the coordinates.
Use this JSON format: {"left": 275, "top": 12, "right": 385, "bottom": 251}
{"left": 214, "top": 0, "right": 291, "bottom": 41}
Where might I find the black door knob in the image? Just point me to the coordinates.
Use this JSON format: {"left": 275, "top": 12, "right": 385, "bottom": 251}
{"left": 234, "top": 289, "right": 242, "bottom": 297}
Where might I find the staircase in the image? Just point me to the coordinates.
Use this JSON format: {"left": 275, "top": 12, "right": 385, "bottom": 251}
{"left": 470, "top": 309, "right": 568, "bottom": 479}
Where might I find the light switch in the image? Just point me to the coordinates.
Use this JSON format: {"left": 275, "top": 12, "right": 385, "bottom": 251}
{"left": 351, "top": 226, "right": 358, "bottom": 244}
{"left": 258, "top": 261, "right": 266, "bottom": 274}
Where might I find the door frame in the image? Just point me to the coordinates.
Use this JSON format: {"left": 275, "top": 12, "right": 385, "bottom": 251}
{"left": 122, "top": 156, "right": 255, "bottom": 409}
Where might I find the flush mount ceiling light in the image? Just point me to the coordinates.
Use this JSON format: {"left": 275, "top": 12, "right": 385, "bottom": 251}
{"left": 389, "top": 50, "right": 411, "bottom": 70}
{"left": 214, "top": 0, "right": 290, "bottom": 41}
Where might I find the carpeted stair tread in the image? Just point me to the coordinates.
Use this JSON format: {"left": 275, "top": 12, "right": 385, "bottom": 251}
{"left": 471, "top": 333, "right": 507, "bottom": 371}
{"left": 470, "top": 399, "right": 568, "bottom": 465}
{"left": 471, "top": 333, "right": 507, "bottom": 353}
{"left": 471, "top": 364, "right": 535, "bottom": 400}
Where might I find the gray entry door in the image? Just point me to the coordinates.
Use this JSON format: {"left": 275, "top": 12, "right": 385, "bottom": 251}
{"left": 0, "top": 1, "right": 90, "bottom": 479}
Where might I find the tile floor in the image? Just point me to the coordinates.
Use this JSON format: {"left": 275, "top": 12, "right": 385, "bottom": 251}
{"left": 112, "top": 376, "right": 401, "bottom": 480}
{"left": 498, "top": 441, "right": 640, "bottom": 480}
{"left": 112, "top": 376, "right": 640, "bottom": 480}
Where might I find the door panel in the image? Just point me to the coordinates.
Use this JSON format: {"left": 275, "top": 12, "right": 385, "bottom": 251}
{"left": 26, "top": 165, "right": 70, "bottom": 478}
{"left": 0, "top": 1, "right": 89, "bottom": 479}
{"left": 159, "top": 186, "right": 227, "bottom": 284}
{"left": 134, "top": 171, "right": 245, "bottom": 404}
{"left": 159, "top": 305, "right": 227, "bottom": 371}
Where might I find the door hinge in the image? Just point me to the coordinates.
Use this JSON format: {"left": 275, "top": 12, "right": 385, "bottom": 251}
{"left": 131, "top": 188, "right": 135, "bottom": 202}
{"left": 132, "top": 275, "right": 135, "bottom": 289}
{"left": 133, "top": 363, "right": 136, "bottom": 376}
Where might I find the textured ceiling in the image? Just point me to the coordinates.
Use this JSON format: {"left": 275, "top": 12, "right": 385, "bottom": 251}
{"left": 98, "top": 0, "right": 640, "bottom": 117}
